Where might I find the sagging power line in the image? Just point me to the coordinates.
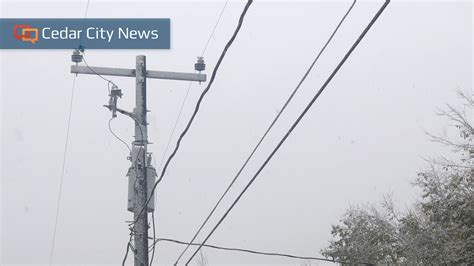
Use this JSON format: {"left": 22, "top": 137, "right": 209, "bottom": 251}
{"left": 152, "top": 237, "right": 373, "bottom": 265}
{"left": 125, "top": 5, "right": 254, "bottom": 260}
{"left": 184, "top": 1, "right": 391, "bottom": 264}
{"left": 174, "top": 0, "right": 357, "bottom": 264}
{"left": 52, "top": 1, "right": 392, "bottom": 265}
{"left": 150, "top": 1, "right": 231, "bottom": 264}
{"left": 138, "top": 0, "right": 254, "bottom": 224}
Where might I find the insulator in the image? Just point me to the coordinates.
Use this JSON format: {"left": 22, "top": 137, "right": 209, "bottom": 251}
{"left": 71, "top": 49, "right": 83, "bottom": 64}
{"left": 110, "top": 85, "right": 123, "bottom": 98}
{"left": 194, "top": 56, "right": 205, "bottom": 72}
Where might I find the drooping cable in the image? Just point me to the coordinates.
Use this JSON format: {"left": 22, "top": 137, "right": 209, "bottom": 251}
{"left": 185, "top": 1, "right": 391, "bottom": 264}
{"left": 151, "top": 237, "right": 372, "bottom": 265}
{"left": 109, "top": 117, "right": 132, "bottom": 153}
{"left": 174, "top": 1, "right": 356, "bottom": 264}
{"left": 149, "top": 1, "right": 231, "bottom": 263}
{"left": 83, "top": 57, "right": 117, "bottom": 92}
{"left": 131, "top": 0, "right": 253, "bottom": 230}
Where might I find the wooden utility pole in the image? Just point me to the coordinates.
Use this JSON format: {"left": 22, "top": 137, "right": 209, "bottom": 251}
{"left": 71, "top": 55, "right": 206, "bottom": 266}
{"left": 133, "top": 55, "right": 149, "bottom": 266}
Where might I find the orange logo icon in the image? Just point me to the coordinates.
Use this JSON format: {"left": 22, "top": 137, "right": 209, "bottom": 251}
{"left": 13, "top": 24, "right": 39, "bottom": 44}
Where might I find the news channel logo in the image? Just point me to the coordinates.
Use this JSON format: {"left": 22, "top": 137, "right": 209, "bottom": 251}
{"left": 1, "top": 18, "right": 170, "bottom": 49}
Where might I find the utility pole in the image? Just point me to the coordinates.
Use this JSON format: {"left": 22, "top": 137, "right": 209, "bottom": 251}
{"left": 71, "top": 53, "right": 206, "bottom": 266}
{"left": 133, "top": 55, "right": 149, "bottom": 266}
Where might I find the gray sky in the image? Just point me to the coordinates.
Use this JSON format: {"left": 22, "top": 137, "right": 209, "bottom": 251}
{"left": 1, "top": 0, "right": 472, "bottom": 265}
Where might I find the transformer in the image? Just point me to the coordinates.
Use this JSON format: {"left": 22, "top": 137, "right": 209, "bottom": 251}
{"left": 127, "top": 164, "right": 157, "bottom": 212}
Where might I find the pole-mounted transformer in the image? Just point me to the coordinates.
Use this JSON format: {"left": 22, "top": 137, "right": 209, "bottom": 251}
{"left": 127, "top": 153, "right": 157, "bottom": 212}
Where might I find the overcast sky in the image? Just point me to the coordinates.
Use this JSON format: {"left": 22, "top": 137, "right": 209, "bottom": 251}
{"left": 1, "top": 0, "right": 472, "bottom": 265}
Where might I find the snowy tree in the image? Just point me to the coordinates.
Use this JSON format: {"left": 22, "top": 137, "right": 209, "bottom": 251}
{"left": 321, "top": 204, "right": 401, "bottom": 264}
{"left": 322, "top": 91, "right": 473, "bottom": 264}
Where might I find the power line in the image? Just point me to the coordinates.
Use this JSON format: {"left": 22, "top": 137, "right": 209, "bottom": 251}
{"left": 82, "top": 32, "right": 141, "bottom": 266}
{"left": 83, "top": 56, "right": 117, "bottom": 91}
{"left": 79, "top": 0, "right": 91, "bottom": 48}
{"left": 155, "top": 82, "right": 192, "bottom": 184}
{"left": 49, "top": 1, "right": 91, "bottom": 263}
{"left": 49, "top": 75, "right": 77, "bottom": 266}
{"left": 108, "top": 117, "right": 132, "bottom": 153}
{"left": 201, "top": 0, "right": 230, "bottom": 57}
{"left": 126, "top": 0, "right": 251, "bottom": 255}
{"left": 185, "top": 1, "right": 391, "bottom": 264}
{"left": 122, "top": 231, "right": 134, "bottom": 266}
{"left": 150, "top": 1, "right": 231, "bottom": 263}
{"left": 79, "top": 1, "right": 117, "bottom": 91}
{"left": 174, "top": 1, "right": 356, "bottom": 264}
{"left": 131, "top": 0, "right": 253, "bottom": 232}
{"left": 150, "top": 82, "right": 192, "bottom": 265}
{"left": 77, "top": 15, "right": 143, "bottom": 266}
{"left": 155, "top": 0, "right": 230, "bottom": 208}
{"left": 149, "top": 212, "right": 157, "bottom": 265}
{"left": 150, "top": 238, "right": 372, "bottom": 265}
{"left": 153, "top": 0, "right": 230, "bottom": 206}
{"left": 154, "top": 0, "right": 252, "bottom": 199}
{"left": 76, "top": 9, "right": 138, "bottom": 262}
{"left": 81, "top": 37, "right": 138, "bottom": 266}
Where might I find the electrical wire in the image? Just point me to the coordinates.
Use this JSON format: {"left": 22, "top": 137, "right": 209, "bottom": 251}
{"left": 149, "top": 1, "right": 231, "bottom": 263}
{"left": 155, "top": 81, "right": 192, "bottom": 192}
{"left": 69, "top": 2, "right": 141, "bottom": 265}
{"left": 77, "top": 1, "right": 117, "bottom": 91}
{"left": 132, "top": 0, "right": 253, "bottom": 234}
{"left": 79, "top": 23, "right": 138, "bottom": 266}
{"left": 82, "top": 35, "right": 137, "bottom": 266}
{"left": 80, "top": 27, "right": 143, "bottom": 266}
{"left": 49, "top": 1, "right": 92, "bottom": 262}
{"left": 109, "top": 117, "right": 132, "bottom": 153}
{"left": 185, "top": 1, "right": 391, "bottom": 264}
{"left": 79, "top": 0, "right": 118, "bottom": 92}
{"left": 83, "top": 56, "right": 117, "bottom": 92}
{"left": 49, "top": 75, "right": 77, "bottom": 266}
{"left": 86, "top": 62, "right": 135, "bottom": 264}
{"left": 129, "top": 1, "right": 253, "bottom": 259}
{"left": 201, "top": 0, "right": 229, "bottom": 57}
{"left": 174, "top": 1, "right": 356, "bottom": 264}
{"left": 122, "top": 231, "right": 134, "bottom": 266}
{"left": 150, "top": 238, "right": 372, "bottom": 265}
{"left": 149, "top": 212, "right": 157, "bottom": 265}
{"left": 79, "top": 0, "right": 90, "bottom": 48}
{"left": 156, "top": 0, "right": 229, "bottom": 181}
